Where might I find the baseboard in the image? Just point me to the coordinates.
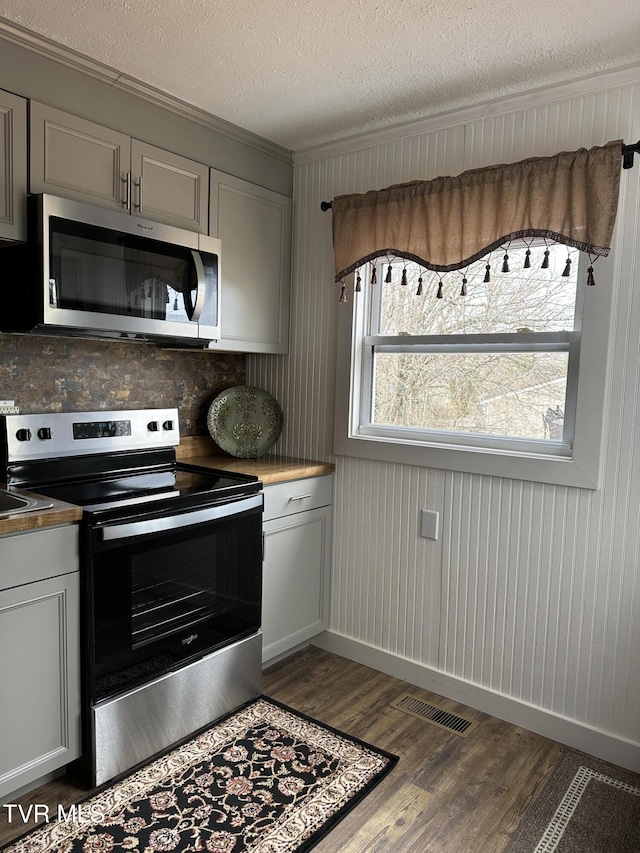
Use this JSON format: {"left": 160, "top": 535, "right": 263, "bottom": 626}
{"left": 311, "top": 631, "right": 640, "bottom": 774}
{"left": 262, "top": 622, "right": 327, "bottom": 666}
{"left": 1, "top": 768, "right": 65, "bottom": 803}
{"left": 262, "top": 640, "right": 312, "bottom": 669}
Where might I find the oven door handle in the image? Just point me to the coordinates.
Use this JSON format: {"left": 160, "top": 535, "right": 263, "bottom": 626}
{"left": 100, "top": 493, "right": 263, "bottom": 541}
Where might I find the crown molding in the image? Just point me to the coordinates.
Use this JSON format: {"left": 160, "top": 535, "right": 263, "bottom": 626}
{"left": 0, "top": 19, "right": 293, "bottom": 164}
{"left": 295, "top": 63, "right": 640, "bottom": 165}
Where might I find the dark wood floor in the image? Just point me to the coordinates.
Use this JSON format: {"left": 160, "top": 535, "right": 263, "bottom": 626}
{"left": 263, "top": 647, "right": 566, "bottom": 852}
{"left": 1, "top": 646, "right": 636, "bottom": 851}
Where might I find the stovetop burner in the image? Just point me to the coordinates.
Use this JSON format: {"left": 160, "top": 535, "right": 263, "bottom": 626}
{"left": 44, "top": 469, "right": 181, "bottom": 507}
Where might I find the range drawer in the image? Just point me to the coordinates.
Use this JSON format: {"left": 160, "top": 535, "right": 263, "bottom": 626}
{"left": 263, "top": 475, "right": 333, "bottom": 522}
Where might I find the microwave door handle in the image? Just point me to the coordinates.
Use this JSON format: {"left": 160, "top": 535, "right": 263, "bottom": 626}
{"left": 184, "top": 250, "right": 206, "bottom": 322}
{"left": 100, "top": 494, "right": 263, "bottom": 541}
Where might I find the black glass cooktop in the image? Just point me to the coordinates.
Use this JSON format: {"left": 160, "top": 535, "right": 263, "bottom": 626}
{"left": 31, "top": 463, "right": 260, "bottom": 515}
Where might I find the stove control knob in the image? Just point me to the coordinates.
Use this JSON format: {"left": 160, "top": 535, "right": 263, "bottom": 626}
{"left": 162, "top": 420, "right": 174, "bottom": 431}
{"left": 16, "top": 428, "right": 32, "bottom": 442}
{"left": 147, "top": 421, "right": 159, "bottom": 432}
{"left": 37, "top": 427, "right": 52, "bottom": 440}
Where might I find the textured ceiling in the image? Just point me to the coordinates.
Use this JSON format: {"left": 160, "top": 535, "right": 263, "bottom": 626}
{"left": 1, "top": 0, "right": 639, "bottom": 151}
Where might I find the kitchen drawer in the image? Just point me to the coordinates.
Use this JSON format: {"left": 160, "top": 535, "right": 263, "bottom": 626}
{"left": 0, "top": 525, "right": 79, "bottom": 590}
{"left": 263, "top": 475, "right": 333, "bottom": 522}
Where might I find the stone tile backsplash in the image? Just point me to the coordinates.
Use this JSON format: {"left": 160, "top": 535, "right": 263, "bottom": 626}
{"left": 0, "top": 334, "right": 245, "bottom": 436}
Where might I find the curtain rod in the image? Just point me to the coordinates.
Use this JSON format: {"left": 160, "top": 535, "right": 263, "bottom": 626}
{"left": 319, "top": 140, "right": 640, "bottom": 210}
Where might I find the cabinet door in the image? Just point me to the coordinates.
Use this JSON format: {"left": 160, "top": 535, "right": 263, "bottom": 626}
{"left": 262, "top": 505, "right": 332, "bottom": 663}
{"left": 0, "top": 89, "right": 27, "bottom": 243}
{"left": 208, "top": 169, "right": 291, "bottom": 354}
{"left": 0, "top": 572, "right": 81, "bottom": 800}
{"left": 131, "top": 140, "right": 208, "bottom": 233}
{"left": 30, "top": 102, "right": 129, "bottom": 210}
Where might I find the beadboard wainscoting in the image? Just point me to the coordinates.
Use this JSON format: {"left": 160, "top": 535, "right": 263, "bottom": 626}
{"left": 247, "top": 66, "right": 640, "bottom": 770}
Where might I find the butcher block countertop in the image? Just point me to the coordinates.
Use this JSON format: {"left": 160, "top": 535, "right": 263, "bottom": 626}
{"left": 0, "top": 493, "right": 82, "bottom": 537}
{"left": 176, "top": 435, "right": 335, "bottom": 485}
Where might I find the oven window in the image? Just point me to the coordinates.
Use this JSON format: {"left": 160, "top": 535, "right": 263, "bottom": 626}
{"left": 131, "top": 536, "right": 231, "bottom": 648}
{"left": 91, "top": 509, "right": 262, "bottom": 700}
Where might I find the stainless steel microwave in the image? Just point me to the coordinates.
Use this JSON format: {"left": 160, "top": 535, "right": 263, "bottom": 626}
{"left": 0, "top": 194, "right": 221, "bottom": 343}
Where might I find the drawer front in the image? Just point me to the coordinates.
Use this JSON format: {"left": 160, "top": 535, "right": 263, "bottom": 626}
{"left": 0, "top": 525, "right": 79, "bottom": 590}
{"left": 263, "top": 475, "right": 333, "bottom": 521}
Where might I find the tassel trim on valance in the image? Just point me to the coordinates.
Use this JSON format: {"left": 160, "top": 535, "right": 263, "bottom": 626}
{"left": 336, "top": 240, "right": 600, "bottom": 302}
{"left": 333, "top": 227, "right": 609, "bottom": 283}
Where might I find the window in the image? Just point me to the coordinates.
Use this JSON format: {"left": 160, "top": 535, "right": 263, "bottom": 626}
{"left": 335, "top": 243, "right": 614, "bottom": 489}
{"left": 367, "top": 243, "right": 580, "bottom": 450}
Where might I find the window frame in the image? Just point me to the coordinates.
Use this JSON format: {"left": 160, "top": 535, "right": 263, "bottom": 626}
{"left": 334, "top": 249, "right": 615, "bottom": 489}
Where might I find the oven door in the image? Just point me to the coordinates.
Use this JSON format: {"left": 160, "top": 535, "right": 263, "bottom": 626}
{"left": 87, "top": 492, "right": 263, "bottom": 702}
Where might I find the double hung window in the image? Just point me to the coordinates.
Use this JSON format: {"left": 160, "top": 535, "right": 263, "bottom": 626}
{"left": 335, "top": 243, "right": 612, "bottom": 488}
{"left": 363, "top": 243, "right": 580, "bottom": 454}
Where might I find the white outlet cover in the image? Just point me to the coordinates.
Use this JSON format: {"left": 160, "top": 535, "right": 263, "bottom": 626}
{"left": 420, "top": 509, "right": 439, "bottom": 540}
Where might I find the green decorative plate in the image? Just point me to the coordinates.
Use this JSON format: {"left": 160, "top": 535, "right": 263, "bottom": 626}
{"left": 207, "top": 386, "right": 284, "bottom": 458}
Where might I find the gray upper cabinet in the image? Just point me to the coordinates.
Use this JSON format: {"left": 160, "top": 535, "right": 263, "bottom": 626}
{"left": 129, "top": 139, "right": 208, "bottom": 232}
{"left": 207, "top": 168, "right": 291, "bottom": 354}
{"left": 0, "top": 89, "right": 27, "bottom": 244}
{"left": 30, "top": 102, "right": 209, "bottom": 233}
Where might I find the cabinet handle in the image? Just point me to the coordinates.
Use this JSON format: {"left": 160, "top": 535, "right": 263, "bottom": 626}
{"left": 288, "top": 494, "right": 312, "bottom": 502}
{"left": 134, "top": 177, "right": 142, "bottom": 211}
{"left": 121, "top": 174, "right": 131, "bottom": 210}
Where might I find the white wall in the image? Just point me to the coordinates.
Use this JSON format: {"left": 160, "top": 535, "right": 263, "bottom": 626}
{"left": 248, "top": 66, "right": 640, "bottom": 769}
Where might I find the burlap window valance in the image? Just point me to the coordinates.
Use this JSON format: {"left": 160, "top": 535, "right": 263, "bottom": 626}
{"left": 331, "top": 140, "right": 622, "bottom": 300}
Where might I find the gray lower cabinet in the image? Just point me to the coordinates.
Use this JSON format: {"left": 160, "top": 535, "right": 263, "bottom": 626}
{"left": 0, "top": 88, "right": 27, "bottom": 244}
{"left": 0, "top": 525, "right": 81, "bottom": 800}
{"left": 207, "top": 168, "right": 291, "bottom": 354}
{"left": 29, "top": 102, "right": 209, "bottom": 233}
{"left": 261, "top": 476, "right": 332, "bottom": 664}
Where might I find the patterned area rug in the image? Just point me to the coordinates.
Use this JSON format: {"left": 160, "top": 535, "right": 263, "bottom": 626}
{"left": 2, "top": 697, "right": 397, "bottom": 853}
{"left": 505, "top": 750, "right": 640, "bottom": 852}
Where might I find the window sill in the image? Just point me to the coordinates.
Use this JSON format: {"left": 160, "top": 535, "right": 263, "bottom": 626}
{"left": 334, "top": 432, "right": 600, "bottom": 489}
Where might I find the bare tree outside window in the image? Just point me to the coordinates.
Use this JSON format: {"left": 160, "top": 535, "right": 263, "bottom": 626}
{"left": 369, "top": 244, "right": 579, "bottom": 442}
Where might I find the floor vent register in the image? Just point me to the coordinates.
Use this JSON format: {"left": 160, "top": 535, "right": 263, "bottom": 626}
{"left": 389, "top": 692, "right": 478, "bottom": 737}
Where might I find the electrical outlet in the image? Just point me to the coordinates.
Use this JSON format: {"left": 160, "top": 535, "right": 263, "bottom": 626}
{"left": 420, "top": 509, "right": 439, "bottom": 540}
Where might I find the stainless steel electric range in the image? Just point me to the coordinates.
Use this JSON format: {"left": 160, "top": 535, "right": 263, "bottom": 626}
{"left": 0, "top": 408, "right": 263, "bottom": 787}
